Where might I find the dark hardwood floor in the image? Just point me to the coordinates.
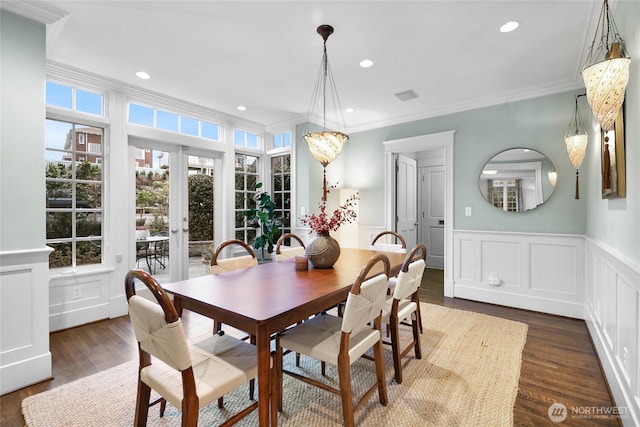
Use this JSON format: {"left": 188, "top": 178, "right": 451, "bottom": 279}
{"left": 1, "top": 269, "right": 620, "bottom": 426}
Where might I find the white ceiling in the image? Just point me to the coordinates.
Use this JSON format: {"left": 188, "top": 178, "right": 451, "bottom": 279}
{"left": 8, "top": 0, "right": 605, "bottom": 132}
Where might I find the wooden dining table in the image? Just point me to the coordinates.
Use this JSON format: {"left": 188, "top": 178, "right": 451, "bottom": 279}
{"left": 162, "top": 247, "right": 407, "bottom": 426}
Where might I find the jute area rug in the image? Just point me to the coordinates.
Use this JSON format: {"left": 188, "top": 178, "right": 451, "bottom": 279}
{"left": 22, "top": 303, "right": 527, "bottom": 426}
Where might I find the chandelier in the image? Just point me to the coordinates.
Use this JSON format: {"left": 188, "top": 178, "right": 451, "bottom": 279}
{"left": 304, "top": 24, "right": 349, "bottom": 201}
{"left": 564, "top": 94, "right": 588, "bottom": 199}
{"left": 581, "top": 0, "right": 631, "bottom": 131}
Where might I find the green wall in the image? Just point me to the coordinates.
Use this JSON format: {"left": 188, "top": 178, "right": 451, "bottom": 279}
{"left": 298, "top": 90, "right": 589, "bottom": 235}
{"left": 0, "top": 11, "right": 46, "bottom": 251}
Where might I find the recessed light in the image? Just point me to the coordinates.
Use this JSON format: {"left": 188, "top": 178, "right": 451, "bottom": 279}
{"left": 359, "top": 59, "right": 374, "bottom": 68}
{"left": 345, "top": 107, "right": 354, "bottom": 113}
{"left": 237, "top": 105, "right": 246, "bottom": 111}
{"left": 500, "top": 21, "right": 519, "bottom": 33}
{"left": 135, "top": 71, "right": 151, "bottom": 80}
{"left": 483, "top": 170, "right": 498, "bottom": 175}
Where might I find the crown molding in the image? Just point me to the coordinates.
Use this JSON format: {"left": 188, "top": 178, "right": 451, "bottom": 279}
{"left": 0, "top": 1, "right": 67, "bottom": 24}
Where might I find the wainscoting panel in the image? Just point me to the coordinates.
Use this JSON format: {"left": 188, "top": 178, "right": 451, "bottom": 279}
{"left": 49, "top": 270, "right": 113, "bottom": 332}
{"left": 0, "top": 248, "right": 52, "bottom": 395}
{"left": 585, "top": 238, "right": 639, "bottom": 426}
{"left": 453, "top": 230, "right": 584, "bottom": 318}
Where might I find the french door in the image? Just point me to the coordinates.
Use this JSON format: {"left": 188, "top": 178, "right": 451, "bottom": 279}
{"left": 130, "top": 141, "right": 218, "bottom": 283}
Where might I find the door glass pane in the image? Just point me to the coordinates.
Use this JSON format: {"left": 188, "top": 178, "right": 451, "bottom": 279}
{"left": 187, "top": 155, "right": 215, "bottom": 279}
{"left": 135, "top": 147, "right": 170, "bottom": 282}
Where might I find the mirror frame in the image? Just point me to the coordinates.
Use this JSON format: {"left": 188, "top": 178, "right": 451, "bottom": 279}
{"left": 478, "top": 147, "right": 556, "bottom": 213}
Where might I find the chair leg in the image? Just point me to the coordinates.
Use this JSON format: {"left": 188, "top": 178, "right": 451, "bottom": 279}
{"left": 337, "top": 357, "right": 355, "bottom": 427}
{"left": 415, "top": 297, "right": 423, "bottom": 334}
{"left": 412, "top": 312, "right": 422, "bottom": 359}
{"left": 182, "top": 395, "right": 199, "bottom": 427}
{"left": 275, "top": 336, "right": 284, "bottom": 412}
{"left": 389, "top": 315, "right": 403, "bottom": 384}
{"left": 373, "top": 339, "right": 388, "bottom": 406}
{"left": 134, "top": 380, "right": 151, "bottom": 427}
{"left": 160, "top": 398, "right": 167, "bottom": 417}
{"left": 270, "top": 351, "right": 278, "bottom": 427}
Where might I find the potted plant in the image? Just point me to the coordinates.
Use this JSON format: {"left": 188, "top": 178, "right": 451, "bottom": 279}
{"left": 135, "top": 224, "right": 149, "bottom": 240}
{"left": 243, "top": 182, "right": 281, "bottom": 261}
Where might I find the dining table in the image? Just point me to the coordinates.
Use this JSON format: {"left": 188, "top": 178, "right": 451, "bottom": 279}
{"left": 162, "top": 247, "right": 408, "bottom": 426}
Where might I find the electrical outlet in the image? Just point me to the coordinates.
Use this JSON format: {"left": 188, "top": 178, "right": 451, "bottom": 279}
{"left": 72, "top": 286, "right": 81, "bottom": 299}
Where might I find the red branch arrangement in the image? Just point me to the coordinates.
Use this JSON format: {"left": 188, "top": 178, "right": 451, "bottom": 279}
{"left": 301, "top": 191, "right": 359, "bottom": 234}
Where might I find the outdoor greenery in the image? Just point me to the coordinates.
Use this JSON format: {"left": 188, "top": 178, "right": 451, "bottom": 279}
{"left": 46, "top": 160, "right": 102, "bottom": 268}
{"left": 188, "top": 174, "right": 214, "bottom": 242}
{"left": 135, "top": 169, "right": 169, "bottom": 235}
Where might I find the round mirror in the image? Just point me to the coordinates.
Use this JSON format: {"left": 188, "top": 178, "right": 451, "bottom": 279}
{"left": 479, "top": 148, "right": 556, "bottom": 212}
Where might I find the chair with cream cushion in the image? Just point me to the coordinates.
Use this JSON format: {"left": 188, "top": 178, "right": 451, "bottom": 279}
{"left": 124, "top": 269, "right": 276, "bottom": 427}
{"left": 370, "top": 230, "right": 407, "bottom": 254}
{"left": 210, "top": 239, "right": 258, "bottom": 274}
{"left": 381, "top": 243, "right": 426, "bottom": 384}
{"left": 275, "top": 254, "right": 391, "bottom": 427}
{"left": 274, "top": 233, "right": 305, "bottom": 261}
{"left": 210, "top": 239, "right": 259, "bottom": 334}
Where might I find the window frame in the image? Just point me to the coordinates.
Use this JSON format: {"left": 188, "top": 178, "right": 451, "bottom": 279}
{"left": 45, "top": 117, "right": 107, "bottom": 271}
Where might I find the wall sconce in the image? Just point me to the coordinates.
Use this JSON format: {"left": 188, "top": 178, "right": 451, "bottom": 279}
{"left": 564, "top": 94, "right": 588, "bottom": 199}
{"left": 304, "top": 25, "right": 349, "bottom": 202}
{"left": 547, "top": 165, "right": 557, "bottom": 188}
{"left": 582, "top": 0, "right": 631, "bottom": 131}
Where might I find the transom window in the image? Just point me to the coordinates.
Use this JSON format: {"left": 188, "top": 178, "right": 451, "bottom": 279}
{"left": 45, "top": 119, "right": 104, "bottom": 269}
{"left": 273, "top": 131, "right": 291, "bottom": 149}
{"left": 234, "top": 130, "right": 259, "bottom": 149}
{"left": 128, "top": 102, "right": 220, "bottom": 141}
{"left": 46, "top": 81, "right": 104, "bottom": 116}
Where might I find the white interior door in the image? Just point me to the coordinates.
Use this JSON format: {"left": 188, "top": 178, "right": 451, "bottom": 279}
{"left": 421, "top": 165, "right": 445, "bottom": 269}
{"left": 396, "top": 154, "right": 418, "bottom": 249}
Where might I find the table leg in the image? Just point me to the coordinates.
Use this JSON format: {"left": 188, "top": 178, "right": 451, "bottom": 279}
{"left": 256, "top": 324, "right": 271, "bottom": 426}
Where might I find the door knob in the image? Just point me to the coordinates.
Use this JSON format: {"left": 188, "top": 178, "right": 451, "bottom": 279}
{"left": 171, "top": 228, "right": 179, "bottom": 233}
{"left": 183, "top": 228, "right": 189, "bottom": 232}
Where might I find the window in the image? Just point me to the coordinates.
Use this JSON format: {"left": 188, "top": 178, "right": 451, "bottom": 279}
{"left": 78, "top": 134, "right": 85, "bottom": 144}
{"left": 272, "top": 154, "right": 291, "bottom": 236}
{"left": 234, "top": 153, "right": 259, "bottom": 243}
{"left": 273, "top": 131, "right": 291, "bottom": 149}
{"left": 234, "top": 129, "right": 259, "bottom": 149}
{"left": 127, "top": 103, "right": 220, "bottom": 141}
{"left": 489, "top": 179, "right": 521, "bottom": 212}
{"left": 45, "top": 81, "right": 104, "bottom": 116}
{"left": 45, "top": 119, "right": 103, "bottom": 269}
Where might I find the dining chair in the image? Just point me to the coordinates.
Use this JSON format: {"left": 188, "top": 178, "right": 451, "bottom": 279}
{"left": 210, "top": 239, "right": 258, "bottom": 274}
{"left": 210, "top": 239, "right": 259, "bottom": 334}
{"left": 380, "top": 243, "right": 426, "bottom": 384}
{"left": 370, "top": 230, "right": 407, "bottom": 253}
{"left": 124, "top": 269, "right": 277, "bottom": 427}
{"left": 275, "top": 254, "right": 391, "bottom": 427}
{"left": 274, "top": 232, "right": 305, "bottom": 261}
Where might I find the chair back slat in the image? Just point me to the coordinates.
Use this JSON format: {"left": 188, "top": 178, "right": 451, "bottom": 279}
{"left": 128, "top": 295, "right": 192, "bottom": 371}
{"left": 211, "top": 255, "right": 258, "bottom": 274}
{"left": 392, "top": 258, "right": 425, "bottom": 301}
{"left": 275, "top": 233, "right": 306, "bottom": 261}
{"left": 341, "top": 254, "right": 390, "bottom": 333}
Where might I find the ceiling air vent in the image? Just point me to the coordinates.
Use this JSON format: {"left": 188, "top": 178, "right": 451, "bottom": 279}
{"left": 394, "top": 90, "right": 419, "bottom": 102}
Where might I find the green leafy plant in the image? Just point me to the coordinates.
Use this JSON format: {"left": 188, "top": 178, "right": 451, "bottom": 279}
{"left": 243, "top": 182, "right": 281, "bottom": 255}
